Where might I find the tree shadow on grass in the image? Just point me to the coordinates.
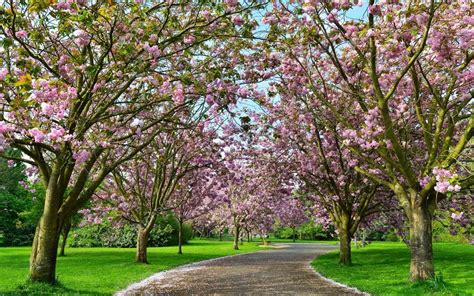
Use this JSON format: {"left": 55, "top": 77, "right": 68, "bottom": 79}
{"left": 0, "top": 281, "right": 109, "bottom": 296}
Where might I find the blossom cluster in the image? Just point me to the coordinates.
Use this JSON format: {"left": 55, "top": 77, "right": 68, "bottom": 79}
{"left": 432, "top": 167, "right": 461, "bottom": 193}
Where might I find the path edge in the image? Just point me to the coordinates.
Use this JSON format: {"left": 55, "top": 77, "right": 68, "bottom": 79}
{"left": 308, "top": 258, "right": 370, "bottom": 296}
{"left": 114, "top": 250, "right": 263, "bottom": 296}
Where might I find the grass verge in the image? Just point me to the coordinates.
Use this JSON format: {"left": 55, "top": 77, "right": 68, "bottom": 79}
{"left": 312, "top": 242, "right": 473, "bottom": 295}
{"left": 0, "top": 239, "right": 264, "bottom": 295}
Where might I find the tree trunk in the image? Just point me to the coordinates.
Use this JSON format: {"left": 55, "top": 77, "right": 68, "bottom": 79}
{"left": 292, "top": 227, "right": 296, "bottom": 242}
{"left": 338, "top": 227, "right": 352, "bottom": 266}
{"left": 29, "top": 186, "right": 62, "bottom": 283}
{"left": 233, "top": 226, "right": 240, "bottom": 250}
{"left": 219, "top": 230, "right": 222, "bottom": 241}
{"left": 408, "top": 203, "right": 434, "bottom": 281}
{"left": 178, "top": 220, "right": 183, "bottom": 255}
{"left": 136, "top": 227, "right": 150, "bottom": 264}
{"left": 247, "top": 230, "right": 250, "bottom": 242}
{"left": 59, "top": 220, "right": 71, "bottom": 257}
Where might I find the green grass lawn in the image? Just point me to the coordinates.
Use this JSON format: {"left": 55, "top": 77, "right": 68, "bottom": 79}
{"left": 0, "top": 239, "right": 264, "bottom": 295}
{"left": 312, "top": 242, "right": 474, "bottom": 295}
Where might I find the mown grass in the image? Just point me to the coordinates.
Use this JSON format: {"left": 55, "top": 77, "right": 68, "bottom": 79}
{"left": 312, "top": 242, "right": 474, "bottom": 295}
{"left": 0, "top": 239, "right": 264, "bottom": 295}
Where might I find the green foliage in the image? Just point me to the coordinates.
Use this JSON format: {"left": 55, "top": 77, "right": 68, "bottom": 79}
{"left": 433, "top": 220, "right": 470, "bottom": 244}
{"left": 383, "top": 230, "right": 401, "bottom": 242}
{"left": 413, "top": 272, "right": 448, "bottom": 293}
{"left": 274, "top": 221, "right": 333, "bottom": 240}
{"left": 0, "top": 151, "right": 44, "bottom": 246}
{"left": 69, "top": 213, "right": 193, "bottom": 248}
{"left": 312, "top": 242, "right": 474, "bottom": 295}
{"left": 0, "top": 240, "right": 263, "bottom": 294}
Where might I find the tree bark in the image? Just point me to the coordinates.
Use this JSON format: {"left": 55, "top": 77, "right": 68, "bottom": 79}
{"left": 218, "top": 230, "right": 222, "bottom": 241}
{"left": 338, "top": 226, "right": 352, "bottom": 266}
{"left": 178, "top": 220, "right": 183, "bottom": 255}
{"left": 408, "top": 203, "right": 434, "bottom": 281}
{"left": 247, "top": 230, "right": 250, "bottom": 242}
{"left": 59, "top": 220, "right": 71, "bottom": 257}
{"left": 233, "top": 225, "right": 240, "bottom": 250}
{"left": 292, "top": 227, "right": 296, "bottom": 242}
{"left": 29, "top": 186, "right": 62, "bottom": 283}
{"left": 136, "top": 227, "right": 150, "bottom": 264}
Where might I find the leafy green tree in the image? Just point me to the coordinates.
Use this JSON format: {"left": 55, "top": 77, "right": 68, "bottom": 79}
{"left": 0, "top": 149, "right": 36, "bottom": 246}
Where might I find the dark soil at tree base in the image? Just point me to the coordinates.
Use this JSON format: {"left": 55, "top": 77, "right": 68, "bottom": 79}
{"left": 117, "top": 243, "right": 366, "bottom": 295}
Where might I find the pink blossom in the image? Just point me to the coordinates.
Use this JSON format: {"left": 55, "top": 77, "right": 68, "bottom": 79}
{"left": 327, "top": 10, "right": 337, "bottom": 23}
{"left": 224, "top": 0, "right": 238, "bottom": 7}
{"left": 41, "top": 103, "right": 54, "bottom": 116}
{"left": 144, "top": 43, "right": 160, "bottom": 58}
{"left": 173, "top": 86, "right": 185, "bottom": 104}
{"left": 0, "top": 68, "right": 7, "bottom": 80}
{"left": 419, "top": 176, "right": 431, "bottom": 188}
{"left": 149, "top": 34, "right": 158, "bottom": 43}
{"left": 55, "top": 1, "right": 71, "bottom": 10}
{"left": 73, "top": 30, "right": 90, "bottom": 46}
{"left": 302, "top": 1, "right": 316, "bottom": 13}
{"left": 434, "top": 180, "right": 449, "bottom": 193}
{"left": 367, "top": 29, "right": 376, "bottom": 37}
{"left": 368, "top": 4, "right": 381, "bottom": 16}
{"left": 15, "top": 30, "right": 27, "bottom": 39}
{"left": 48, "top": 128, "right": 65, "bottom": 141}
{"left": 262, "top": 15, "right": 278, "bottom": 25}
{"left": 73, "top": 150, "right": 91, "bottom": 165}
{"left": 7, "top": 160, "right": 14, "bottom": 168}
{"left": 29, "top": 128, "right": 46, "bottom": 143}
{"left": 183, "top": 35, "right": 196, "bottom": 45}
{"left": 130, "top": 118, "right": 143, "bottom": 128}
{"left": 237, "top": 87, "right": 249, "bottom": 97}
{"left": 232, "top": 16, "right": 245, "bottom": 26}
{"left": 0, "top": 121, "right": 13, "bottom": 134}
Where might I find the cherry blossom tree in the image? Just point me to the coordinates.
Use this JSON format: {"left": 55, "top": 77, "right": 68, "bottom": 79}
{"left": 209, "top": 123, "right": 294, "bottom": 249}
{"left": 278, "top": 197, "right": 308, "bottom": 242}
{"left": 262, "top": 0, "right": 473, "bottom": 280}
{"left": 264, "top": 104, "right": 381, "bottom": 264}
{"left": 167, "top": 166, "right": 222, "bottom": 255}
{"left": 84, "top": 125, "right": 220, "bottom": 263}
{"left": 0, "top": 0, "right": 264, "bottom": 282}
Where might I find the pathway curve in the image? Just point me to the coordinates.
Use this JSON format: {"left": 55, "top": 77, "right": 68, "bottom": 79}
{"left": 117, "top": 243, "right": 366, "bottom": 296}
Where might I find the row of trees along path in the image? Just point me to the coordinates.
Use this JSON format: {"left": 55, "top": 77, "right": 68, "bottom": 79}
{"left": 0, "top": 0, "right": 472, "bottom": 286}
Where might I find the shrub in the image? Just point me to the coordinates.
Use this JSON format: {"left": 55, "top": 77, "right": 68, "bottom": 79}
{"left": 273, "top": 221, "right": 333, "bottom": 240}
{"left": 69, "top": 213, "right": 191, "bottom": 248}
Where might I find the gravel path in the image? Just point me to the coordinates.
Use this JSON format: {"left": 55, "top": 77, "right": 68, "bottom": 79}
{"left": 116, "top": 243, "right": 366, "bottom": 296}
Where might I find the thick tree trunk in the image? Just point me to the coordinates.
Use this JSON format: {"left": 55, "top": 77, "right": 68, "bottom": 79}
{"left": 136, "top": 227, "right": 150, "bottom": 264}
{"left": 338, "top": 227, "right": 352, "bottom": 266}
{"left": 247, "top": 230, "right": 250, "bottom": 242}
{"left": 292, "top": 227, "right": 296, "bottom": 242}
{"left": 218, "top": 230, "right": 223, "bottom": 241}
{"left": 408, "top": 204, "right": 434, "bottom": 281}
{"left": 233, "top": 226, "right": 240, "bottom": 250}
{"left": 59, "top": 221, "right": 71, "bottom": 257}
{"left": 29, "top": 220, "right": 61, "bottom": 283}
{"left": 178, "top": 220, "right": 183, "bottom": 255}
{"left": 29, "top": 185, "right": 63, "bottom": 283}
